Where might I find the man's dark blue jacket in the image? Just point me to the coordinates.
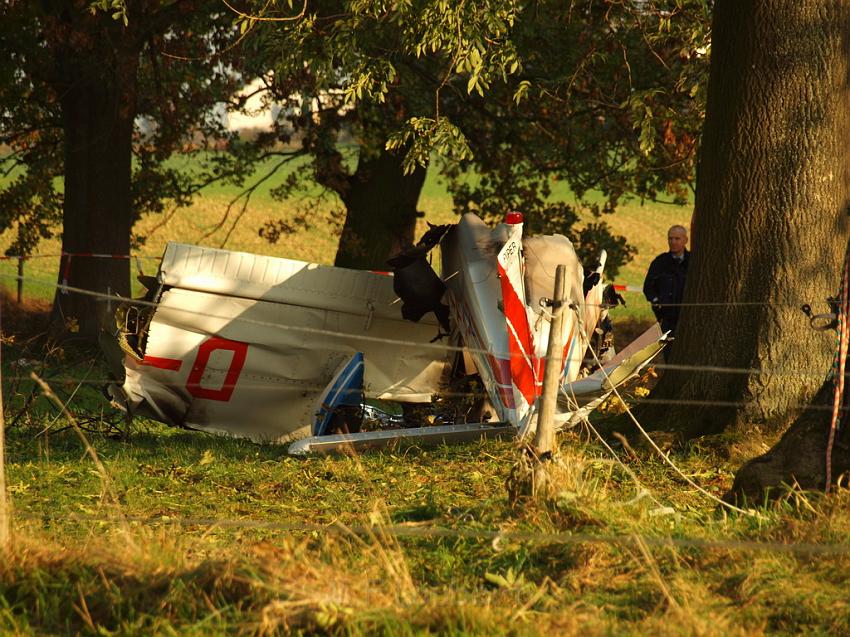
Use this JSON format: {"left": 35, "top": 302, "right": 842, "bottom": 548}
{"left": 643, "top": 250, "right": 689, "bottom": 334}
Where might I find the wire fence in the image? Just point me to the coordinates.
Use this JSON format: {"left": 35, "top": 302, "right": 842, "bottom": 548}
{"left": 0, "top": 270, "right": 846, "bottom": 439}
{"left": 0, "top": 253, "right": 161, "bottom": 303}
{"left": 0, "top": 253, "right": 837, "bottom": 309}
{"left": 0, "top": 267, "right": 845, "bottom": 543}
{"left": 0, "top": 271, "right": 841, "bottom": 381}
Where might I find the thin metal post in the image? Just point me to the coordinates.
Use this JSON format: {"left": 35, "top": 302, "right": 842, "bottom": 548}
{"left": 534, "top": 264, "right": 567, "bottom": 456}
{"left": 0, "top": 297, "right": 9, "bottom": 548}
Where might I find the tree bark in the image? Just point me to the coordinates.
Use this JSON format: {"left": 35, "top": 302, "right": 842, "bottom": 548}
{"left": 334, "top": 147, "right": 427, "bottom": 270}
{"left": 50, "top": 32, "right": 139, "bottom": 338}
{"left": 640, "top": 0, "right": 850, "bottom": 438}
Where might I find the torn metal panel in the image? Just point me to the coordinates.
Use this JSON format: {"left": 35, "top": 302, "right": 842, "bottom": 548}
{"left": 439, "top": 213, "right": 615, "bottom": 434}
{"left": 158, "top": 243, "right": 415, "bottom": 320}
{"left": 440, "top": 214, "right": 519, "bottom": 425}
{"left": 108, "top": 243, "right": 451, "bottom": 443}
{"left": 557, "top": 323, "right": 667, "bottom": 428}
{"left": 523, "top": 232, "right": 606, "bottom": 387}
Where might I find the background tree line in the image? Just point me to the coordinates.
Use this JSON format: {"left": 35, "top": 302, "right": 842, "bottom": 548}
{"left": 0, "top": 0, "right": 707, "bottom": 328}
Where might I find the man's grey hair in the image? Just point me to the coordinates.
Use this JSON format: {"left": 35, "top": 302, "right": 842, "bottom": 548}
{"left": 668, "top": 224, "right": 688, "bottom": 237}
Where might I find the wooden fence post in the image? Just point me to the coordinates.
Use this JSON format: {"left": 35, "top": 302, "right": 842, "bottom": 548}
{"left": 534, "top": 264, "right": 567, "bottom": 457}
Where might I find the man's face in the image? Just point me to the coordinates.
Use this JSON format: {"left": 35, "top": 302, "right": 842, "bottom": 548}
{"left": 667, "top": 228, "right": 688, "bottom": 256}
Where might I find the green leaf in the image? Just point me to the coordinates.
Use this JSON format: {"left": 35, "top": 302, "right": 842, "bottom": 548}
{"left": 484, "top": 572, "right": 510, "bottom": 588}
{"left": 639, "top": 116, "right": 655, "bottom": 155}
{"left": 513, "top": 80, "right": 531, "bottom": 105}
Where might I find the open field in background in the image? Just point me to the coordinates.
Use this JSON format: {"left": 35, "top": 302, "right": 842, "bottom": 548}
{"left": 0, "top": 154, "right": 690, "bottom": 327}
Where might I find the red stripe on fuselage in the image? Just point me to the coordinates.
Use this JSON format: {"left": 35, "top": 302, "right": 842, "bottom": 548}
{"left": 140, "top": 356, "right": 183, "bottom": 372}
{"left": 497, "top": 262, "right": 538, "bottom": 405}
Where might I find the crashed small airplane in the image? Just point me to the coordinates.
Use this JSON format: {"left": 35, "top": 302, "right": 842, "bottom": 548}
{"left": 103, "top": 212, "right": 666, "bottom": 454}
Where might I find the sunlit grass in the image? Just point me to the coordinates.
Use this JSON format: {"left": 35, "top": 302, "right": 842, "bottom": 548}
{"left": 1, "top": 404, "right": 849, "bottom": 635}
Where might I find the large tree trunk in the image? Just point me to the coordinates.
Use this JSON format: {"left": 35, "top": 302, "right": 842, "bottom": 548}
{"left": 334, "top": 147, "right": 427, "bottom": 270}
{"left": 640, "top": 0, "right": 850, "bottom": 439}
{"left": 51, "top": 46, "right": 138, "bottom": 339}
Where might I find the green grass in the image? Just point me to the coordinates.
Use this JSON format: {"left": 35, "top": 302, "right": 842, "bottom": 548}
{"left": 2, "top": 364, "right": 850, "bottom": 634}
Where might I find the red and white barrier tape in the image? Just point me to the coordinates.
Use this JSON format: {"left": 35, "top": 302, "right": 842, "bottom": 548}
{"left": 825, "top": 239, "right": 850, "bottom": 493}
{"left": 612, "top": 284, "right": 642, "bottom": 293}
{"left": 57, "top": 253, "right": 153, "bottom": 295}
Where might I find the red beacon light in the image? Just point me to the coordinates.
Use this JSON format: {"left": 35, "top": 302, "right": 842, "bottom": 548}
{"left": 504, "top": 211, "right": 524, "bottom": 225}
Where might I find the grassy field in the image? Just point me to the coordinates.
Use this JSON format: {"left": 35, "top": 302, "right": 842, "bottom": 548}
{"left": 0, "top": 155, "right": 690, "bottom": 324}
{"left": 2, "top": 365, "right": 850, "bottom": 634}
{"left": 1, "top": 319, "right": 849, "bottom": 636}
{"left": 10, "top": 159, "right": 844, "bottom": 635}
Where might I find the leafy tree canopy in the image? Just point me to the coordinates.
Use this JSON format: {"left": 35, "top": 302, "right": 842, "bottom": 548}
{"left": 0, "top": 0, "right": 711, "bottom": 323}
{"left": 0, "top": 0, "right": 272, "bottom": 256}
{"left": 241, "top": 0, "right": 710, "bottom": 275}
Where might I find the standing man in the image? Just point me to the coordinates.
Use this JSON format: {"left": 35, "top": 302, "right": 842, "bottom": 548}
{"left": 643, "top": 225, "right": 690, "bottom": 335}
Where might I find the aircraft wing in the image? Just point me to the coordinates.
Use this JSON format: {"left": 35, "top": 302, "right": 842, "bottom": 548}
{"left": 558, "top": 323, "right": 667, "bottom": 417}
{"left": 105, "top": 243, "right": 450, "bottom": 443}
